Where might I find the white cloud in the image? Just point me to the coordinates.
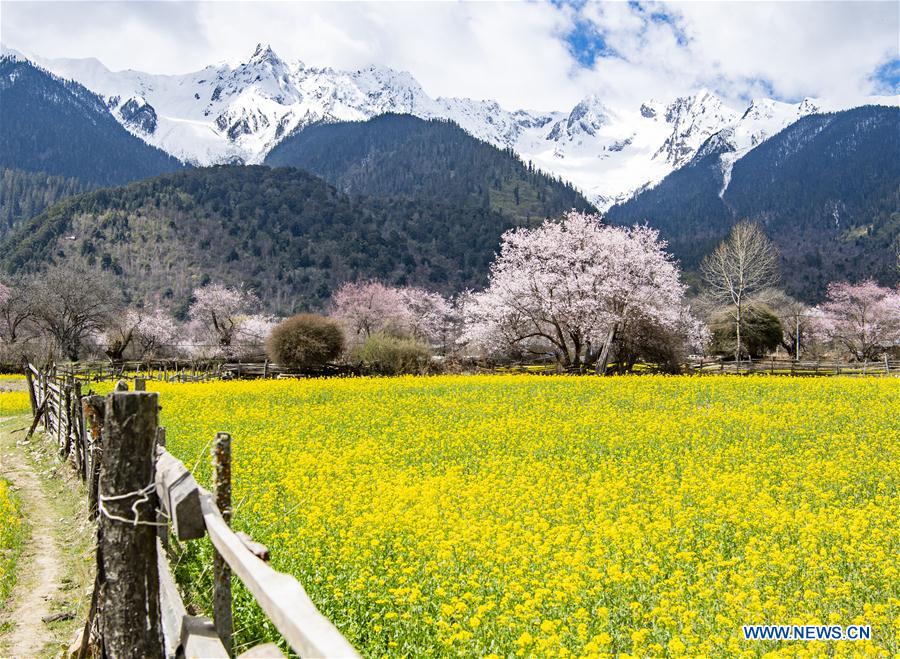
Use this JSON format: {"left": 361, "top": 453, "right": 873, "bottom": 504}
{"left": 1, "top": 0, "right": 896, "bottom": 114}
{"left": 0, "top": 1, "right": 587, "bottom": 111}
{"left": 579, "top": 1, "right": 900, "bottom": 107}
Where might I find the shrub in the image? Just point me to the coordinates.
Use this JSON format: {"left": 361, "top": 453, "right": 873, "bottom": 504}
{"left": 266, "top": 314, "right": 344, "bottom": 370}
{"left": 355, "top": 333, "right": 432, "bottom": 375}
{"left": 710, "top": 304, "right": 783, "bottom": 359}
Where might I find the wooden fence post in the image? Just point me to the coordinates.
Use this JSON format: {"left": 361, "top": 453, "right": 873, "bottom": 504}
{"left": 155, "top": 427, "right": 170, "bottom": 549}
{"left": 24, "top": 362, "right": 37, "bottom": 416}
{"left": 73, "top": 381, "right": 85, "bottom": 479}
{"left": 63, "top": 383, "right": 73, "bottom": 458}
{"left": 57, "top": 381, "right": 64, "bottom": 455}
{"left": 82, "top": 396, "right": 106, "bottom": 520}
{"left": 212, "top": 432, "right": 234, "bottom": 655}
{"left": 134, "top": 377, "right": 146, "bottom": 391}
{"left": 98, "top": 391, "right": 164, "bottom": 658}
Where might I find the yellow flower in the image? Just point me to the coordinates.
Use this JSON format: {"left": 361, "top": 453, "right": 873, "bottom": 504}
{"left": 138, "top": 375, "right": 899, "bottom": 656}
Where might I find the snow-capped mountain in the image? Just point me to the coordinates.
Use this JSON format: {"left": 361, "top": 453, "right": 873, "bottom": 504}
{"left": 0, "top": 53, "right": 183, "bottom": 187}
{"left": 6, "top": 43, "right": 895, "bottom": 209}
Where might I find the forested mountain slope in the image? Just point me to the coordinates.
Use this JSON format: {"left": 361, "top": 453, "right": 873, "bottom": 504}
{"left": 0, "top": 55, "right": 183, "bottom": 236}
{"left": 0, "top": 168, "right": 94, "bottom": 235}
{"left": 0, "top": 56, "right": 183, "bottom": 192}
{"left": 0, "top": 166, "right": 545, "bottom": 313}
{"left": 265, "top": 114, "right": 593, "bottom": 224}
{"left": 606, "top": 106, "right": 900, "bottom": 300}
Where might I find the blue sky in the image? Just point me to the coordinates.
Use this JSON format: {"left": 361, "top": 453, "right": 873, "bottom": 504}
{"left": 559, "top": 1, "right": 899, "bottom": 105}
{"left": 561, "top": 0, "right": 691, "bottom": 68}
{"left": 871, "top": 59, "right": 900, "bottom": 94}
{"left": 2, "top": 1, "right": 897, "bottom": 111}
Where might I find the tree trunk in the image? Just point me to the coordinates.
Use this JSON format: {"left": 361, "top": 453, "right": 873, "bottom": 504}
{"left": 595, "top": 322, "right": 619, "bottom": 375}
{"left": 98, "top": 392, "right": 164, "bottom": 658}
{"left": 734, "top": 305, "right": 742, "bottom": 365}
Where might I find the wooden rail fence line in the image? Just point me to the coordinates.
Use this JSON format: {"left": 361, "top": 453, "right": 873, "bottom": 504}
{"left": 24, "top": 364, "right": 359, "bottom": 659}
{"left": 688, "top": 357, "right": 898, "bottom": 376}
{"left": 49, "top": 359, "right": 360, "bottom": 383}
{"left": 43, "top": 356, "right": 900, "bottom": 381}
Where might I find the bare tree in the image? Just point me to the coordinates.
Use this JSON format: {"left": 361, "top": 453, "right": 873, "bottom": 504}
{"left": 0, "top": 277, "right": 35, "bottom": 345}
{"left": 701, "top": 221, "right": 780, "bottom": 362}
{"left": 28, "top": 263, "right": 122, "bottom": 361}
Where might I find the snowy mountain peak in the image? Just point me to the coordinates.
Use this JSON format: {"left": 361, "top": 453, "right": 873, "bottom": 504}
{"left": 568, "top": 95, "right": 611, "bottom": 133}
{"left": 248, "top": 43, "right": 279, "bottom": 65}
{"left": 666, "top": 90, "right": 730, "bottom": 123}
{"left": 546, "top": 94, "right": 611, "bottom": 143}
{"left": 655, "top": 90, "right": 739, "bottom": 166}
{"left": 798, "top": 97, "right": 821, "bottom": 115}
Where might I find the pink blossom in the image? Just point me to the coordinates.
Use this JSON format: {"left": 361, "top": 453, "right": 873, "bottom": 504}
{"left": 460, "top": 211, "right": 688, "bottom": 367}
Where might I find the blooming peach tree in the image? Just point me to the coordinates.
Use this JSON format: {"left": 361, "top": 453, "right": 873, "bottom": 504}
{"left": 460, "top": 211, "right": 691, "bottom": 370}
{"left": 331, "top": 281, "right": 455, "bottom": 348}
{"left": 814, "top": 281, "right": 900, "bottom": 361}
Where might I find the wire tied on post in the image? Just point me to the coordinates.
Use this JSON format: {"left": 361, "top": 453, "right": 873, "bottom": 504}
{"left": 98, "top": 481, "right": 168, "bottom": 527}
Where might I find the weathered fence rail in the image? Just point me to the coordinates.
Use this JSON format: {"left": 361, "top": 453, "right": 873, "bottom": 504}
{"left": 688, "top": 357, "right": 899, "bottom": 376}
{"left": 23, "top": 364, "right": 359, "bottom": 658}
{"left": 50, "top": 359, "right": 358, "bottom": 383}
{"left": 25, "top": 363, "right": 88, "bottom": 476}
{"left": 54, "top": 359, "right": 233, "bottom": 383}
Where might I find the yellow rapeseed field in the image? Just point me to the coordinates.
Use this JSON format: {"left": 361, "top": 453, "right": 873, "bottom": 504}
{"left": 0, "top": 391, "right": 31, "bottom": 417}
{"left": 142, "top": 376, "right": 896, "bottom": 656}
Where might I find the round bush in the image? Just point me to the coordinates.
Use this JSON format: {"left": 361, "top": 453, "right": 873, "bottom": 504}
{"left": 266, "top": 314, "right": 344, "bottom": 370}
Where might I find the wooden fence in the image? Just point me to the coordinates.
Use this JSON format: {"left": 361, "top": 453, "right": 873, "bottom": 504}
{"left": 688, "top": 357, "right": 899, "bottom": 376}
{"left": 24, "top": 364, "right": 359, "bottom": 659}
{"left": 50, "top": 359, "right": 360, "bottom": 383}
{"left": 54, "top": 359, "right": 239, "bottom": 383}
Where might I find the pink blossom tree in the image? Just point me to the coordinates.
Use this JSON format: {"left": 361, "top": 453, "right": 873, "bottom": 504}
{"left": 188, "top": 284, "right": 260, "bottom": 349}
{"left": 96, "top": 312, "right": 139, "bottom": 361}
{"left": 460, "top": 211, "right": 689, "bottom": 371}
{"left": 132, "top": 308, "right": 180, "bottom": 357}
{"left": 331, "top": 281, "right": 411, "bottom": 341}
{"left": 231, "top": 314, "right": 278, "bottom": 359}
{"left": 399, "top": 287, "right": 457, "bottom": 347}
{"left": 94, "top": 308, "right": 181, "bottom": 360}
{"left": 814, "top": 281, "right": 900, "bottom": 361}
{"left": 331, "top": 281, "right": 457, "bottom": 352}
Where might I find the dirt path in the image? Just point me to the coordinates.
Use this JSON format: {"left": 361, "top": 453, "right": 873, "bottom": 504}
{"left": 1, "top": 434, "right": 63, "bottom": 658}
{"left": 0, "top": 416, "right": 93, "bottom": 658}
